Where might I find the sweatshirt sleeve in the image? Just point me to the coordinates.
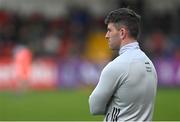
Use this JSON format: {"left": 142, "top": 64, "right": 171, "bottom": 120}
{"left": 89, "top": 62, "right": 125, "bottom": 115}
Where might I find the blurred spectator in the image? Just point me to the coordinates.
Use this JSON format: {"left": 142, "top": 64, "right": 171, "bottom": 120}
{"left": 13, "top": 45, "right": 32, "bottom": 90}
{"left": 68, "top": 7, "right": 91, "bottom": 55}
{"left": 43, "top": 31, "right": 61, "bottom": 56}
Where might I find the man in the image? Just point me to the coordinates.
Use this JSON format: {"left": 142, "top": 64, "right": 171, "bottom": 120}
{"left": 89, "top": 8, "right": 157, "bottom": 121}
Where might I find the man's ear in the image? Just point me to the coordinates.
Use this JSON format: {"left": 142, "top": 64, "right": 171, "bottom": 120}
{"left": 119, "top": 27, "right": 127, "bottom": 40}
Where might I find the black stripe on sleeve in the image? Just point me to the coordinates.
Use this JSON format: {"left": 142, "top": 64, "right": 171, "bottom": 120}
{"left": 111, "top": 107, "right": 120, "bottom": 122}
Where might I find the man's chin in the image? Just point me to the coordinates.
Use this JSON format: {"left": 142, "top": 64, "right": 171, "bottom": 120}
{"left": 109, "top": 46, "right": 119, "bottom": 51}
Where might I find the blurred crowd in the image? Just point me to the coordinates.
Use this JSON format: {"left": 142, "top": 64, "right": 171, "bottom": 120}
{"left": 0, "top": 8, "right": 112, "bottom": 63}
{"left": 0, "top": 1, "right": 180, "bottom": 62}
{"left": 0, "top": 0, "right": 180, "bottom": 87}
{"left": 0, "top": 7, "right": 113, "bottom": 88}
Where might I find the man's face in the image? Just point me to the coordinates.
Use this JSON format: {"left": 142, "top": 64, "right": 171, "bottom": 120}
{"left": 105, "top": 23, "right": 121, "bottom": 50}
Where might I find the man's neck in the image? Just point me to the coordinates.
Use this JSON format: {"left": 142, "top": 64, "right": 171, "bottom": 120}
{"left": 120, "top": 37, "right": 137, "bottom": 48}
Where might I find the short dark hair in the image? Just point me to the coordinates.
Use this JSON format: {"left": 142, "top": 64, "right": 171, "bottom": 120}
{"left": 105, "top": 8, "right": 141, "bottom": 39}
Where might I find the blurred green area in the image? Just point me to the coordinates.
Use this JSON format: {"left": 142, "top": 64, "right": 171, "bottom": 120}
{"left": 0, "top": 89, "right": 103, "bottom": 121}
{"left": 154, "top": 88, "right": 180, "bottom": 121}
{"left": 0, "top": 88, "right": 180, "bottom": 121}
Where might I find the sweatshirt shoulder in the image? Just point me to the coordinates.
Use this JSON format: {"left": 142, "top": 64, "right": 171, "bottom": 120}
{"left": 104, "top": 56, "right": 129, "bottom": 74}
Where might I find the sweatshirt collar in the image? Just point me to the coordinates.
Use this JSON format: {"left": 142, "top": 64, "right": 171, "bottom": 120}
{"left": 119, "top": 42, "right": 140, "bottom": 55}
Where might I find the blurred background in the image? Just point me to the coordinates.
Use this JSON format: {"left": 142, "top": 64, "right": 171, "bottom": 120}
{"left": 0, "top": 0, "right": 180, "bottom": 121}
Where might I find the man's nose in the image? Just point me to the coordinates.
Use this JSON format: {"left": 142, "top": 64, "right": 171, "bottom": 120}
{"left": 105, "top": 32, "right": 109, "bottom": 39}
